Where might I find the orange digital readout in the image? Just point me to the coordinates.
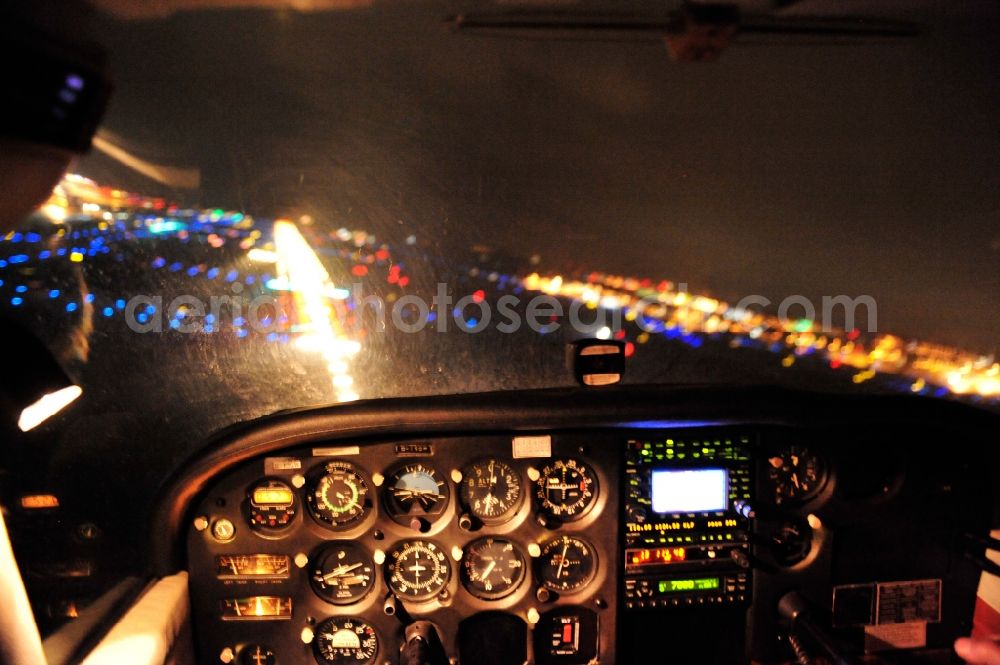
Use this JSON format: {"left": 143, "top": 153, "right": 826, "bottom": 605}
{"left": 629, "top": 547, "right": 687, "bottom": 566}
{"left": 20, "top": 494, "right": 60, "bottom": 509}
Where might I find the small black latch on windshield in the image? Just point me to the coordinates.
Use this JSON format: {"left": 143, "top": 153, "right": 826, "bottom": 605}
{"left": 567, "top": 339, "right": 626, "bottom": 387}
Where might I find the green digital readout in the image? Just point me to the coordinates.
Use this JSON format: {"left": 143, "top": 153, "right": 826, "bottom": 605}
{"left": 659, "top": 578, "right": 721, "bottom": 593}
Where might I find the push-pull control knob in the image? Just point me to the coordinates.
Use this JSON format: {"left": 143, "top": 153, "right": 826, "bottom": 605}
{"left": 535, "top": 513, "right": 561, "bottom": 530}
{"left": 384, "top": 593, "right": 412, "bottom": 626}
{"left": 384, "top": 593, "right": 402, "bottom": 617}
{"left": 626, "top": 505, "right": 647, "bottom": 524}
{"left": 401, "top": 621, "right": 447, "bottom": 665}
{"left": 730, "top": 548, "right": 751, "bottom": 569}
{"left": 734, "top": 500, "right": 755, "bottom": 520}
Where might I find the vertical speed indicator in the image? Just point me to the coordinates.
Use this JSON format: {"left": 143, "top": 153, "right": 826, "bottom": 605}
{"left": 461, "top": 537, "right": 526, "bottom": 600}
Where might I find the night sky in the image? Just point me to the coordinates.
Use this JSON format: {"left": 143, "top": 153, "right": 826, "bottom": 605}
{"left": 78, "top": 0, "right": 1000, "bottom": 353}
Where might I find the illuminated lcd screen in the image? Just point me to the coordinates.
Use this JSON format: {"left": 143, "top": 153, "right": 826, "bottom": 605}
{"left": 659, "top": 578, "right": 721, "bottom": 593}
{"left": 651, "top": 468, "right": 728, "bottom": 513}
{"left": 252, "top": 487, "right": 293, "bottom": 506}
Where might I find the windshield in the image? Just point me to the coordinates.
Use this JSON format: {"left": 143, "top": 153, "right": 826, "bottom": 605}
{"left": 1, "top": 1, "right": 998, "bottom": 505}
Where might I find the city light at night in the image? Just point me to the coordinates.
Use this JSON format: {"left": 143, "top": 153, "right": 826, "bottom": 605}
{"left": 1, "top": 175, "right": 996, "bottom": 407}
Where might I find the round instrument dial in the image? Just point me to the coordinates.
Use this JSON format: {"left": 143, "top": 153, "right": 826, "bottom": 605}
{"left": 461, "top": 537, "right": 526, "bottom": 600}
{"left": 384, "top": 464, "right": 450, "bottom": 521}
{"left": 310, "top": 541, "right": 376, "bottom": 605}
{"left": 537, "top": 535, "right": 597, "bottom": 594}
{"left": 385, "top": 539, "right": 451, "bottom": 601}
{"left": 771, "top": 519, "right": 814, "bottom": 567}
{"left": 461, "top": 459, "right": 522, "bottom": 525}
{"left": 766, "top": 446, "right": 826, "bottom": 504}
{"left": 313, "top": 617, "right": 378, "bottom": 665}
{"left": 308, "top": 461, "right": 372, "bottom": 530}
{"left": 535, "top": 459, "right": 598, "bottom": 521}
{"left": 245, "top": 479, "right": 298, "bottom": 532}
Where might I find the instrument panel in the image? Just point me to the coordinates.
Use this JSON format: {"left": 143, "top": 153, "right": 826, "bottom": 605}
{"left": 187, "top": 434, "right": 620, "bottom": 665}
{"left": 184, "top": 422, "right": 990, "bottom": 665}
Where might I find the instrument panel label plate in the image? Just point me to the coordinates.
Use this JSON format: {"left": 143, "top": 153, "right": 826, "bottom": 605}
{"left": 512, "top": 435, "right": 552, "bottom": 458}
{"left": 833, "top": 579, "right": 941, "bottom": 628}
{"left": 312, "top": 446, "right": 361, "bottom": 457}
{"left": 876, "top": 579, "right": 941, "bottom": 625}
{"left": 394, "top": 442, "right": 433, "bottom": 456}
{"left": 263, "top": 457, "right": 301, "bottom": 474}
